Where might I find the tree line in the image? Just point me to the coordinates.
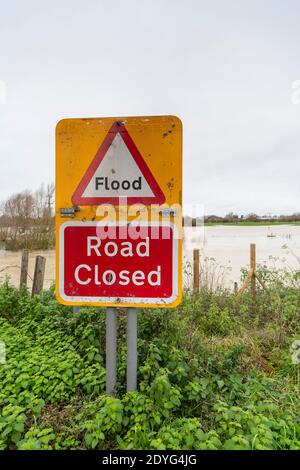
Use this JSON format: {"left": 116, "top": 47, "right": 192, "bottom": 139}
{"left": 204, "top": 212, "right": 300, "bottom": 223}
{"left": 0, "top": 184, "right": 299, "bottom": 250}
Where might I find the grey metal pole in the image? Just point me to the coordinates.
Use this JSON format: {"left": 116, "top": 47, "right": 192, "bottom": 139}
{"left": 127, "top": 307, "right": 137, "bottom": 392}
{"left": 106, "top": 307, "right": 117, "bottom": 396}
{"left": 73, "top": 306, "right": 80, "bottom": 313}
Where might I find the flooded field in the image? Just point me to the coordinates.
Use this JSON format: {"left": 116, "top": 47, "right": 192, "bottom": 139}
{"left": 0, "top": 249, "right": 56, "bottom": 290}
{"left": 184, "top": 224, "right": 300, "bottom": 288}
{"left": 0, "top": 225, "right": 299, "bottom": 290}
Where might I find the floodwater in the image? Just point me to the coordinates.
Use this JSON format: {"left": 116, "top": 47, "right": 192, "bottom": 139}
{"left": 0, "top": 225, "right": 299, "bottom": 290}
{"left": 0, "top": 249, "right": 56, "bottom": 290}
{"left": 183, "top": 224, "right": 300, "bottom": 288}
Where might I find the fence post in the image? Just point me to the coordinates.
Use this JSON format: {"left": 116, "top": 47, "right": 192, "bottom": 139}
{"left": 19, "top": 250, "right": 29, "bottom": 289}
{"left": 250, "top": 244, "right": 256, "bottom": 300}
{"left": 236, "top": 244, "right": 267, "bottom": 300}
{"left": 127, "top": 307, "right": 138, "bottom": 392}
{"left": 193, "top": 249, "right": 200, "bottom": 293}
{"left": 31, "top": 256, "right": 46, "bottom": 296}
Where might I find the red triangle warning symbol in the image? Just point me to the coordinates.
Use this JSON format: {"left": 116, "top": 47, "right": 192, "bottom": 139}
{"left": 71, "top": 121, "right": 165, "bottom": 206}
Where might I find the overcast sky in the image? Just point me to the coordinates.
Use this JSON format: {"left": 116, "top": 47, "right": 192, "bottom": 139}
{"left": 0, "top": 0, "right": 299, "bottom": 215}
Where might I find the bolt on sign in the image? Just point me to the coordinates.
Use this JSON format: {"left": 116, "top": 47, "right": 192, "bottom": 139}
{"left": 56, "top": 115, "right": 182, "bottom": 308}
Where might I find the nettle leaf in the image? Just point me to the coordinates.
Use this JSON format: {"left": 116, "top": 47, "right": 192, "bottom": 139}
{"left": 13, "top": 422, "right": 24, "bottom": 433}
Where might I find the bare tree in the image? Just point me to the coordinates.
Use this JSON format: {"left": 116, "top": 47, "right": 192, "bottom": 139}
{"left": 3, "top": 191, "right": 34, "bottom": 235}
{"left": 45, "top": 182, "right": 55, "bottom": 221}
{"left": 246, "top": 213, "right": 259, "bottom": 222}
{"left": 33, "top": 184, "right": 46, "bottom": 219}
{"left": 33, "top": 183, "right": 55, "bottom": 223}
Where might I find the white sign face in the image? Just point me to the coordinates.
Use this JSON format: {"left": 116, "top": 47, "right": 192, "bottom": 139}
{"left": 82, "top": 133, "right": 154, "bottom": 199}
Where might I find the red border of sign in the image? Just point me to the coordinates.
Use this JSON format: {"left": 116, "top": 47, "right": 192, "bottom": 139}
{"left": 71, "top": 121, "right": 166, "bottom": 206}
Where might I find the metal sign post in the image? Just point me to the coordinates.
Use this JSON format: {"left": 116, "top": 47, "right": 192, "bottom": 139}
{"left": 127, "top": 308, "right": 138, "bottom": 392}
{"left": 106, "top": 307, "right": 118, "bottom": 396}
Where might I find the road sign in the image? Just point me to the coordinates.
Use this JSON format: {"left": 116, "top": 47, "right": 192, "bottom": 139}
{"left": 56, "top": 115, "right": 182, "bottom": 308}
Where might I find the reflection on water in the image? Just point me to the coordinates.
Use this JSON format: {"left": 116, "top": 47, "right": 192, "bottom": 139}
{"left": 0, "top": 225, "right": 299, "bottom": 290}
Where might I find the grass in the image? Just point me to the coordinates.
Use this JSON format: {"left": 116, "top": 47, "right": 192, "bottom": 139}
{"left": 0, "top": 264, "right": 299, "bottom": 450}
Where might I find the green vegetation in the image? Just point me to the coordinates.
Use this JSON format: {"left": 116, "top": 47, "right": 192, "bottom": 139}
{"left": 0, "top": 264, "right": 299, "bottom": 450}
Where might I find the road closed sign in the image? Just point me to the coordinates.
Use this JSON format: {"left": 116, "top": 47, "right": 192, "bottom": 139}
{"left": 59, "top": 222, "right": 178, "bottom": 305}
{"left": 56, "top": 115, "right": 182, "bottom": 308}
